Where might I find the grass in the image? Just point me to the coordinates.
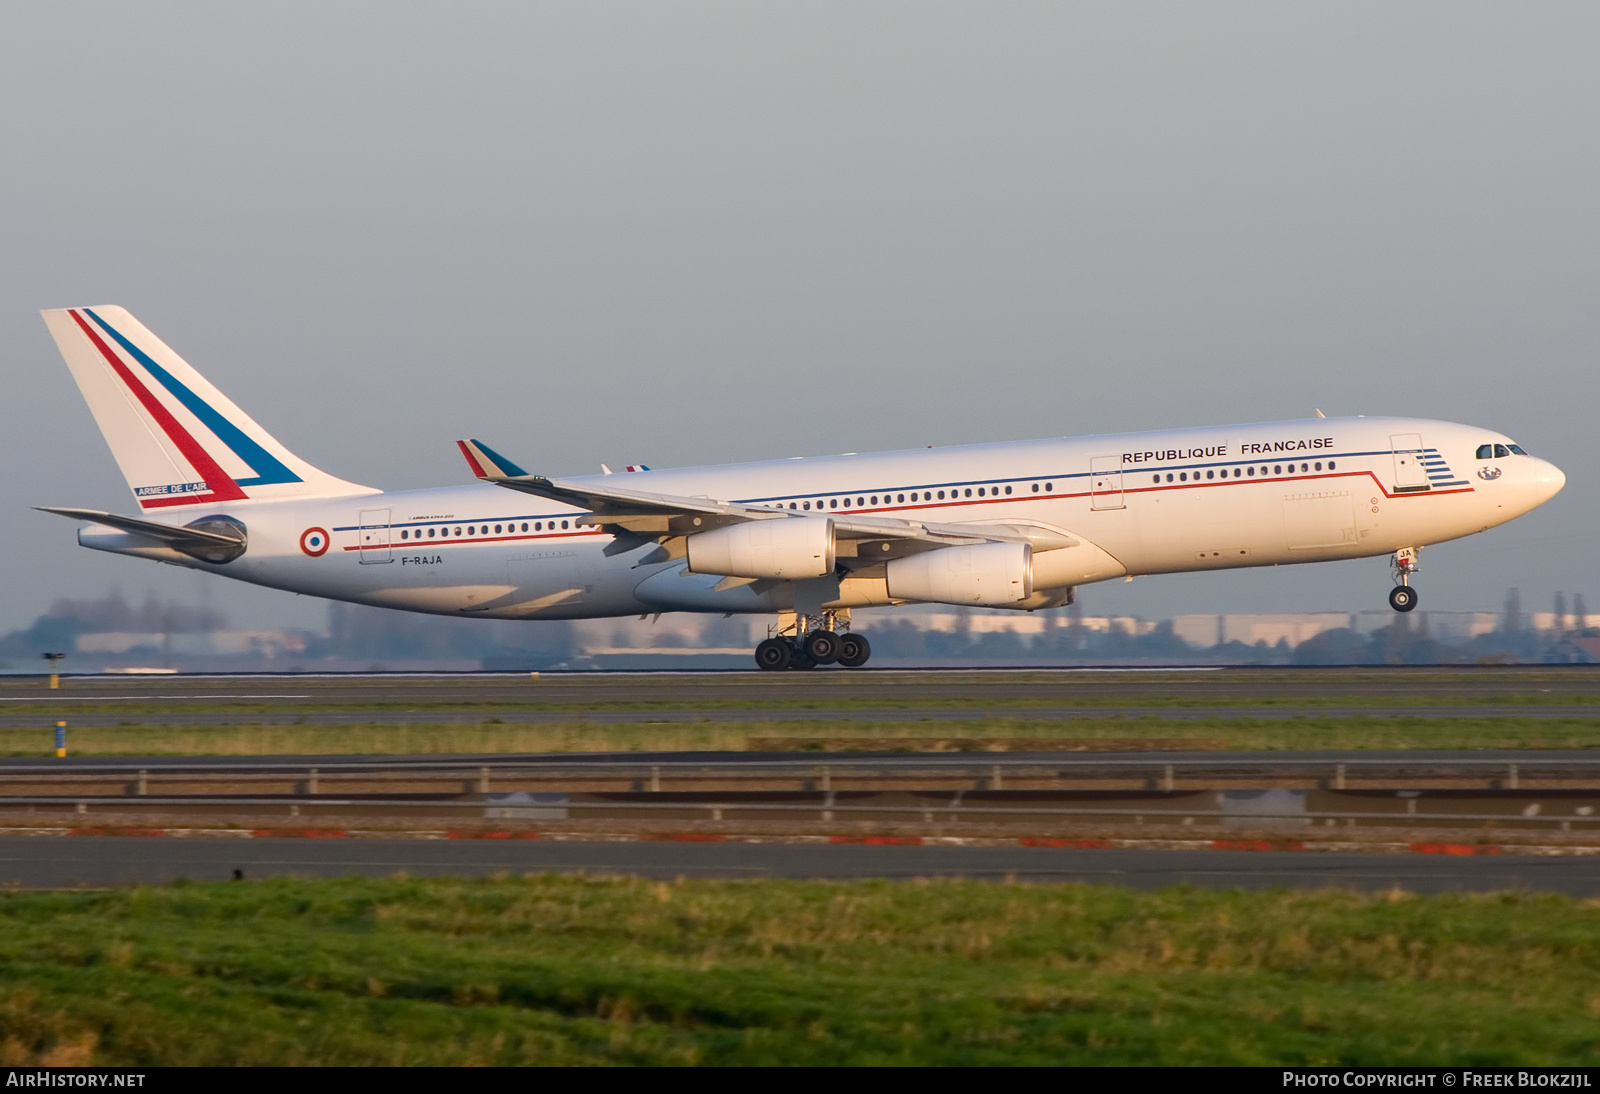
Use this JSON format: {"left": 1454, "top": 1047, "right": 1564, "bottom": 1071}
{"left": 3, "top": 716, "right": 1600, "bottom": 756}
{"left": 7, "top": 693, "right": 1600, "bottom": 717}
{"left": 1, "top": 875, "right": 1598, "bottom": 1065}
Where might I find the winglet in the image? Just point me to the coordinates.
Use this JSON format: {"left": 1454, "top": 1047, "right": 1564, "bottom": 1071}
{"left": 456, "top": 439, "right": 529, "bottom": 480}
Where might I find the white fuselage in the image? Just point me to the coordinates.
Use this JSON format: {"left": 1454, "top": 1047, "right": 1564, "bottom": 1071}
{"left": 80, "top": 415, "right": 1565, "bottom": 620}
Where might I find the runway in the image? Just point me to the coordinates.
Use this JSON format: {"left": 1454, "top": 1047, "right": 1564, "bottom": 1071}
{"left": 4, "top": 835, "right": 1597, "bottom": 893}
{"left": 5, "top": 665, "right": 1600, "bottom": 708}
{"left": 3, "top": 666, "right": 1598, "bottom": 727}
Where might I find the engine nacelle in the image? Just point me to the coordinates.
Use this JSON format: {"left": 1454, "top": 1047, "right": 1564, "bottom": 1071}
{"left": 686, "top": 517, "right": 835, "bottom": 579}
{"left": 885, "top": 542, "right": 1033, "bottom": 606}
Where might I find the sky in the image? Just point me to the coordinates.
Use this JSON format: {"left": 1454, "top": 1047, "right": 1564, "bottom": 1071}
{"left": 2, "top": 3, "right": 1596, "bottom": 637}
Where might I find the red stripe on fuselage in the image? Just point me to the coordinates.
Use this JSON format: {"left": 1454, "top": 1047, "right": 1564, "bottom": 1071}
{"left": 68, "top": 310, "right": 247, "bottom": 505}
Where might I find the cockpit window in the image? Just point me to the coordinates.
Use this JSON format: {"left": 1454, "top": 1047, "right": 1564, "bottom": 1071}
{"left": 1509, "top": 443, "right": 1528, "bottom": 455}
{"left": 1476, "top": 444, "right": 1493, "bottom": 459}
{"left": 1494, "top": 444, "right": 1510, "bottom": 458}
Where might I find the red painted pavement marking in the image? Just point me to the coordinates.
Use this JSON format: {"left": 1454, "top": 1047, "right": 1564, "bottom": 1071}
{"left": 448, "top": 830, "right": 541, "bottom": 840}
{"left": 1409, "top": 842, "right": 1501, "bottom": 856}
{"left": 1212, "top": 839, "right": 1307, "bottom": 852}
{"left": 829, "top": 835, "right": 924, "bottom": 846}
{"left": 1020, "top": 837, "right": 1112, "bottom": 849}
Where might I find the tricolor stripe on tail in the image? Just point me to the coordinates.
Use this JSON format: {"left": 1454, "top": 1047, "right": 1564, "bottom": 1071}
{"left": 42, "top": 306, "right": 375, "bottom": 509}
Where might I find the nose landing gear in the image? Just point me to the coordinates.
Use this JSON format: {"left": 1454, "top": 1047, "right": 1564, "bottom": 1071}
{"left": 754, "top": 611, "right": 872, "bottom": 671}
{"left": 1388, "top": 547, "right": 1420, "bottom": 613}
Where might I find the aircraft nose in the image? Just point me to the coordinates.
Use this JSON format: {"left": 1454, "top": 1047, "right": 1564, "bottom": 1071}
{"left": 1531, "top": 457, "right": 1566, "bottom": 505}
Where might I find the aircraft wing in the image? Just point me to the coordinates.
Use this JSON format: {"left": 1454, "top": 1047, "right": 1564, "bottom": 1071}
{"left": 457, "top": 439, "right": 1080, "bottom": 552}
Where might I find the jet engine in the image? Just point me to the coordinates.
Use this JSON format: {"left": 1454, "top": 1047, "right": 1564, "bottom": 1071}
{"left": 885, "top": 542, "right": 1032, "bottom": 606}
{"left": 686, "top": 517, "right": 835, "bottom": 579}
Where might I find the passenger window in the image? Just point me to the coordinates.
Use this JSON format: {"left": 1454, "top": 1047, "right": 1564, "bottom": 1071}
{"left": 1152, "top": 475, "right": 1159, "bottom": 484}
{"left": 1045, "top": 482, "right": 1053, "bottom": 491}
{"left": 1206, "top": 470, "right": 1214, "bottom": 480}
{"left": 830, "top": 499, "right": 837, "bottom": 508}
{"left": 427, "top": 528, "right": 435, "bottom": 538}
{"left": 1031, "top": 483, "right": 1039, "bottom": 493}
{"left": 858, "top": 497, "right": 865, "bottom": 506}
{"left": 1246, "top": 467, "right": 1255, "bottom": 477}
{"left": 1301, "top": 463, "right": 1308, "bottom": 472}
{"left": 843, "top": 498, "right": 851, "bottom": 507}
{"left": 1166, "top": 473, "right": 1173, "bottom": 482}
{"left": 937, "top": 490, "right": 945, "bottom": 499}
{"left": 521, "top": 523, "right": 528, "bottom": 532}
{"left": 561, "top": 520, "right": 569, "bottom": 529}
{"left": 1476, "top": 444, "right": 1494, "bottom": 459}
{"left": 1180, "top": 472, "right": 1187, "bottom": 481}
{"left": 1494, "top": 444, "right": 1510, "bottom": 458}
{"left": 1274, "top": 465, "right": 1282, "bottom": 474}
{"left": 897, "top": 494, "right": 905, "bottom": 503}
{"left": 803, "top": 501, "right": 810, "bottom": 510}
{"left": 1328, "top": 462, "right": 1335, "bottom": 470}
{"left": 870, "top": 496, "right": 878, "bottom": 505}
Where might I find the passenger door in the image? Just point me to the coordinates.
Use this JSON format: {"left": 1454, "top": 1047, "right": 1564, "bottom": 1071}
{"left": 1090, "top": 456, "right": 1125, "bottom": 511}
{"left": 357, "top": 508, "right": 392, "bottom": 564}
{"left": 1390, "top": 434, "right": 1429, "bottom": 493}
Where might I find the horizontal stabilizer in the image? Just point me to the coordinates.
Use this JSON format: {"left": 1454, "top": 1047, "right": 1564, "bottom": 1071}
{"left": 36, "top": 507, "right": 247, "bottom": 563}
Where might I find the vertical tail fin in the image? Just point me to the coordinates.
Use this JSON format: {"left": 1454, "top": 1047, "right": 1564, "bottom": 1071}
{"left": 43, "top": 306, "right": 375, "bottom": 509}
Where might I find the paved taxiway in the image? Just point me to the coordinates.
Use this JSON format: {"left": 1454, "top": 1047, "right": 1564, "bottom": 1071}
{"left": 3, "top": 836, "right": 1596, "bottom": 893}
{"left": 6, "top": 666, "right": 1600, "bottom": 707}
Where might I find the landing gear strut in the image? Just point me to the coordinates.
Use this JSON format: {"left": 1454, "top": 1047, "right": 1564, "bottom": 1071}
{"left": 753, "top": 611, "right": 872, "bottom": 671}
{"left": 1388, "top": 547, "right": 1420, "bottom": 613}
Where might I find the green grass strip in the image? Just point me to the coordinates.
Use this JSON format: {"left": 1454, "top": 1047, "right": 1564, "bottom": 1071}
{"left": 2, "top": 876, "right": 1599, "bottom": 1065}
{"left": 3, "top": 716, "right": 1600, "bottom": 756}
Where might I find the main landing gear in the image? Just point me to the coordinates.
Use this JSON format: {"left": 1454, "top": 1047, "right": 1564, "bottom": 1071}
{"left": 754, "top": 611, "right": 872, "bottom": 671}
{"left": 1388, "top": 547, "right": 1420, "bottom": 613}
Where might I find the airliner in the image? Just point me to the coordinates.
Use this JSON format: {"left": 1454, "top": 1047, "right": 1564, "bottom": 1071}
{"left": 37, "top": 306, "right": 1565, "bottom": 669}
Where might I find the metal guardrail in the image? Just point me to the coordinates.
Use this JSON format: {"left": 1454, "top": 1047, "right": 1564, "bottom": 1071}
{"left": 0, "top": 756, "right": 1595, "bottom": 793}
{"left": 2, "top": 756, "right": 1597, "bottom": 776}
{"left": 4, "top": 794, "right": 1598, "bottom": 830}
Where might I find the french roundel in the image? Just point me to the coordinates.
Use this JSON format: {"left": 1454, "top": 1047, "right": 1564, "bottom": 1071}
{"left": 300, "top": 527, "right": 330, "bottom": 557}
